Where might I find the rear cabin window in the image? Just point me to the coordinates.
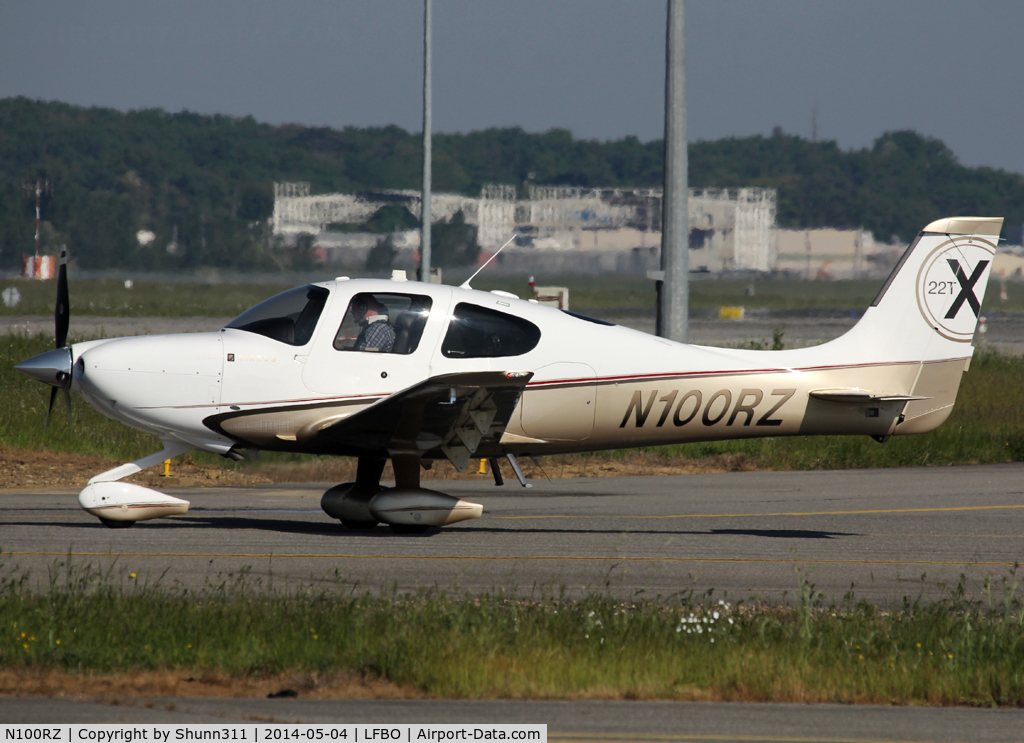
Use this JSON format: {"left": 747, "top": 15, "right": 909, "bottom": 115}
{"left": 441, "top": 303, "right": 541, "bottom": 358}
{"left": 333, "top": 293, "right": 433, "bottom": 355}
{"left": 225, "top": 285, "right": 329, "bottom": 346}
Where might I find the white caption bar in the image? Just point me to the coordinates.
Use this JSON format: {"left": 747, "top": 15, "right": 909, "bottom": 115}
{"left": 0, "top": 725, "right": 545, "bottom": 743}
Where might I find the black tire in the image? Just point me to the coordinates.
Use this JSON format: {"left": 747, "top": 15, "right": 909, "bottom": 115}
{"left": 340, "top": 519, "right": 379, "bottom": 530}
{"left": 98, "top": 517, "right": 134, "bottom": 529}
{"left": 390, "top": 523, "right": 430, "bottom": 535}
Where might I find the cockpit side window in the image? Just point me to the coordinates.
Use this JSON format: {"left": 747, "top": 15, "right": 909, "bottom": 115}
{"left": 441, "top": 303, "right": 541, "bottom": 358}
{"left": 225, "top": 285, "right": 329, "bottom": 346}
{"left": 334, "top": 293, "right": 433, "bottom": 355}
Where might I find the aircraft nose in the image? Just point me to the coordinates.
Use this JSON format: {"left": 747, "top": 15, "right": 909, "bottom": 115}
{"left": 15, "top": 347, "right": 73, "bottom": 388}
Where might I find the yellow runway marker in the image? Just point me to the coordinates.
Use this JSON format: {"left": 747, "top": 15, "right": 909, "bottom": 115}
{"left": 4, "top": 550, "right": 1020, "bottom": 568}
{"left": 497, "top": 504, "right": 1024, "bottom": 520}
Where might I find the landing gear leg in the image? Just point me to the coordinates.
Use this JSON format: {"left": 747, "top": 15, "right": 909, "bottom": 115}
{"left": 89, "top": 439, "right": 193, "bottom": 485}
{"left": 357, "top": 456, "right": 387, "bottom": 491}
{"left": 506, "top": 453, "right": 533, "bottom": 488}
{"left": 322, "top": 456, "right": 386, "bottom": 529}
{"left": 388, "top": 455, "right": 430, "bottom": 534}
{"left": 488, "top": 458, "right": 504, "bottom": 486}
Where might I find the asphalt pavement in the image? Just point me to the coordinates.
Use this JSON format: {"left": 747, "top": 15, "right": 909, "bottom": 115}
{"left": 4, "top": 465, "right": 1024, "bottom": 735}
{"left": 4, "top": 464, "right": 1024, "bottom": 604}
{"left": 3, "top": 697, "right": 1024, "bottom": 741}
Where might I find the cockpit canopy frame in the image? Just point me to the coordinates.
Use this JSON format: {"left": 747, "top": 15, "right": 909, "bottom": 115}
{"left": 225, "top": 285, "right": 329, "bottom": 347}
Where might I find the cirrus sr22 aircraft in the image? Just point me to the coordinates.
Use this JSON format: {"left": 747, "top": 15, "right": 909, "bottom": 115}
{"left": 16, "top": 216, "right": 1002, "bottom": 533}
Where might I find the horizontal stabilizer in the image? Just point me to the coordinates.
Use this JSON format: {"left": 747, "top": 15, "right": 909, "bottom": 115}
{"left": 808, "top": 388, "right": 930, "bottom": 404}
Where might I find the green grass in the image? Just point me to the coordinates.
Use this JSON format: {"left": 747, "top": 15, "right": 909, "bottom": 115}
{"left": 475, "top": 275, "right": 883, "bottom": 314}
{"left": 441, "top": 274, "right": 885, "bottom": 314}
{"left": 469, "top": 274, "right": 1024, "bottom": 315}
{"left": 0, "top": 278, "right": 291, "bottom": 318}
{"left": 2, "top": 561, "right": 1023, "bottom": 704}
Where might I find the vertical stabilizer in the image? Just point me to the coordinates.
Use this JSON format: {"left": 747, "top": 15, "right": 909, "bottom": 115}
{"left": 836, "top": 216, "right": 1002, "bottom": 363}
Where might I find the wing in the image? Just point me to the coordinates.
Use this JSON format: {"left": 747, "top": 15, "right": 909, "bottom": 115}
{"left": 312, "top": 370, "right": 533, "bottom": 470}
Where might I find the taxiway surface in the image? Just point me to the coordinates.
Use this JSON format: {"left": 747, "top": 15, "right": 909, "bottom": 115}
{"left": 4, "top": 464, "right": 1024, "bottom": 604}
{"left": 4, "top": 697, "right": 1024, "bottom": 741}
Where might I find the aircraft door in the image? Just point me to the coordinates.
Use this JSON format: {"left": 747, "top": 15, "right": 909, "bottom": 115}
{"left": 302, "top": 288, "right": 452, "bottom": 395}
{"left": 520, "top": 362, "right": 596, "bottom": 441}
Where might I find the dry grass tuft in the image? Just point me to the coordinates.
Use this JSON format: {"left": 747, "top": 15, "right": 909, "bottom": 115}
{"left": 0, "top": 669, "right": 421, "bottom": 699}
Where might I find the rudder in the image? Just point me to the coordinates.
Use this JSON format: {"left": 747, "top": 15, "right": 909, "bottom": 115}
{"left": 842, "top": 216, "right": 1003, "bottom": 364}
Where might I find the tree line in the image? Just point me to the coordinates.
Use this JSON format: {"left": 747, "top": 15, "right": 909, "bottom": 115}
{"left": 1, "top": 97, "right": 1022, "bottom": 271}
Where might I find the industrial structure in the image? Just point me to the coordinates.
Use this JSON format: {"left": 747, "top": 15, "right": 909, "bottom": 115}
{"left": 272, "top": 182, "right": 779, "bottom": 275}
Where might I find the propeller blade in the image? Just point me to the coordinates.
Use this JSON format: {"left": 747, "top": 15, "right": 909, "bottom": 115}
{"left": 55, "top": 246, "right": 69, "bottom": 349}
{"left": 62, "top": 386, "right": 73, "bottom": 425}
{"left": 44, "top": 386, "right": 58, "bottom": 431}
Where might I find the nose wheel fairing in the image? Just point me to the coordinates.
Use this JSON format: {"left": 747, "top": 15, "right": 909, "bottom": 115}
{"left": 79, "top": 481, "right": 190, "bottom": 523}
{"left": 77, "top": 439, "right": 193, "bottom": 527}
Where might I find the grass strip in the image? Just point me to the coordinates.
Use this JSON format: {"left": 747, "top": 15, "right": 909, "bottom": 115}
{"left": 2, "top": 276, "right": 1021, "bottom": 317}
{"left": 0, "top": 279, "right": 290, "bottom": 319}
{"left": 2, "top": 561, "right": 1023, "bottom": 704}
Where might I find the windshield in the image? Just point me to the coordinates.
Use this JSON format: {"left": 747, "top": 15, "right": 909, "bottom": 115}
{"left": 225, "top": 285, "right": 329, "bottom": 346}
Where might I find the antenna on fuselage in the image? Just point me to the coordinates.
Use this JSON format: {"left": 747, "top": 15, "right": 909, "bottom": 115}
{"left": 459, "top": 235, "right": 517, "bottom": 290}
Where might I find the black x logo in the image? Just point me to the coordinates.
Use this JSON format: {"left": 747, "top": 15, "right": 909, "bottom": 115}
{"left": 944, "top": 259, "right": 988, "bottom": 319}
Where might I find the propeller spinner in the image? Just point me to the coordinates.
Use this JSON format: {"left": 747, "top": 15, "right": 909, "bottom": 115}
{"left": 15, "top": 246, "right": 73, "bottom": 428}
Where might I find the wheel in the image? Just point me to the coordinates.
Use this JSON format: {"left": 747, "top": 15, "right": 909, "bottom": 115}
{"left": 340, "top": 519, "right": 378, "bottom": 530}
{"left": 98, "top": 517, "right": 135, "bottom": 529}
{"left": 389, "top": 523, "right": 430, "bottom": 535}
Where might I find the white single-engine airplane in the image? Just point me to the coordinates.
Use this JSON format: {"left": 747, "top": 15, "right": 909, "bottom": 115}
{"left": 17, "top": 216, "right": 1001, "bottom": 533}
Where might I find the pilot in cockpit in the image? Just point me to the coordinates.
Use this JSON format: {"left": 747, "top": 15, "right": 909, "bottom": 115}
{"left": 352, "top": 294, "right": 396, "bottom": 353}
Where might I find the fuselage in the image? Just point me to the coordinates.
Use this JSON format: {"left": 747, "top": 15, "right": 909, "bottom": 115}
{"left": 68, "top": 277, "right": 968, "bottom": 459}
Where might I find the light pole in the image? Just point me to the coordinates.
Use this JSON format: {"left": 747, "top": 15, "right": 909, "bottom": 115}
{"left": 658, "top": 0, "right": 688, "bottom": 342}
{"left": 420, "top": 0, "right": 432, "bottom": 282}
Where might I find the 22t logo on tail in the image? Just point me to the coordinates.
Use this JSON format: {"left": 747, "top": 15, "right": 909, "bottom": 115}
{"left": 917, "top": 238, "right": 996, "bottom": 342}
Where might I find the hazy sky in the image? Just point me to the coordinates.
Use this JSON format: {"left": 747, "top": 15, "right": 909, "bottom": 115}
{"left": 2, "top": 1, "right": 1022, "bottom": 173}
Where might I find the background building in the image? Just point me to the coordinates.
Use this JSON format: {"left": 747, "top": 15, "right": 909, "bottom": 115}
{"left": 273, "top": 183, "right": 781, "bottom": 275}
